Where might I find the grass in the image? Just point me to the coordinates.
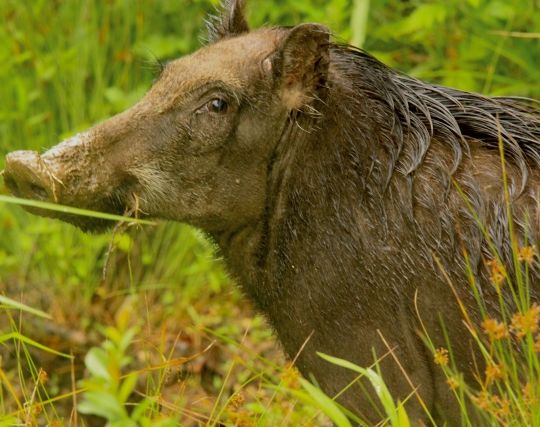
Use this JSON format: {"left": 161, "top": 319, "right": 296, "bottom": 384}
{"left": 1, "top": 0, "right": 540, "bottom": 425}
{"left": 0, "top": 195, "right": 155, "bottom": 226}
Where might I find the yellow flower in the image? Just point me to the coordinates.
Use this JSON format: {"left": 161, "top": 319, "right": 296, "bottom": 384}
{"left": 491, "top": 272, "right": 505, "bottom": 287}
{"left": 227, "top": 410, "right": 255, "bottom": 427}
{"left": 446, "top": 376, "right": 459, "bottom": 390}
{"left": 481, "top": 318, "right": 509, "bottom": 341}
{"left": 280, "top": 363, "right": 300, "bottom": 388}
{"left": 434, "top": 348, "right": 449, "bottom": 366}
{"left": 33, "top": 403, "right": 43, "bottom": 416}
{"left": 472, "top": 390, "right": 490, "bottom": 410}
{"left": 523, "top": 382, "right": 536, "bottom": 406}
{"left": 229, "top": 392, "right": 245, "bottom": 410}
{"left": 486, "top": 259, "right": 506, "bottom": 287}
{"left": 490, "top": 395, "right": 511, "bottom": 418}
{"left": 485, "top": 363, "right": 504, "bottom": 384}
{"left": 511, "top": 303, "right": 540, "bottom": 339}
{"left": 518, "top": 245, "right": 536, "bottom": 265}
{"left": 37, "top": 368, "right": 48, "bottom": 384}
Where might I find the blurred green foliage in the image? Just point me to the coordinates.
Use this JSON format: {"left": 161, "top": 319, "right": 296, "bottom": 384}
{"left": 0, "top": 0, "right": 539, "bottom": 424}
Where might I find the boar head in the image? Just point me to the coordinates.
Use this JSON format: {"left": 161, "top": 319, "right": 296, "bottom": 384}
{"left": 4, "top": 0, "right": 329, "bottom": 234}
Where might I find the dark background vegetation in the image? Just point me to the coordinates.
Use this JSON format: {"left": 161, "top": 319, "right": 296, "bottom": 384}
{"left": 0, "top": 0, "right": 539, "bottom": 425}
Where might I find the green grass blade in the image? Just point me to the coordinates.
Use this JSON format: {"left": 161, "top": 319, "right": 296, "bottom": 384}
{"left": 0, "top": 332, "right": 73, "bottom": 359}
{"left": 350, "top": 0, "right": 370, "bottom": 48}
{"left": 396, "top": 401, "right": 411, "bottom": 427}
{"left": 0, "top": 294, "right": 51, "bottom": 319}
{"left": 298, "top": 379, "right": 352, "bottom": 427}
{"left": 0, "top": 195, "right": 155, "bottom": 226}
{"left": 318, "top": 352, "right": 411, "bottom": 426}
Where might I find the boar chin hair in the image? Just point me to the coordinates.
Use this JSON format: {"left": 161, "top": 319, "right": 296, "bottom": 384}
{"left": 128, "top": 163, "right": 172, "bottom": 208}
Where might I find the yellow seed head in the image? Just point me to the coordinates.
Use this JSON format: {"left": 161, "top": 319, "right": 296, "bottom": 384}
{"left": 33, "top": 403, "right": 43, "bottom": 415}
{"left": 485, "top": 363, "right": 504, "bottom": 384}
{"left": 434, "top": 348, "right": 449, "bottom": 366}
{"left": 229, "top": 392, "right": 245, "bottom": 410}
{"left": 522, "top": 382, "right": 537, "bottom": 406}
{"left": 481, "top": 318, "right": 509, "bottom": 341}
{"left": 37, "top": 368, "right": 48, "bottom": 384}
{"left": 511, "top": 304, "right": 540, "bottom": 339}
{"left": 535, "top": 335, "right": 540, "bottom": 353}
{"left": 472, "top": 390, "right": 490, "bottom": 410}
{"left": 486, "top": 259, "right": 506, "bottom": 288}
{"left": 280, "top": 363, "right": 301, "bottom": 388}
{"left": 446, "top": 376, "right": 459, "bottom": 390}
{"left": 518, "top": 245, "right": 536, "bottom": 265}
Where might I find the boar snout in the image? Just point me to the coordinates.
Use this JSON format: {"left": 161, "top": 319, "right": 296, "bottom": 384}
{"left": 3, "top": 133, "right": 133, "bottom": 232}
{"left": 4, "top": 150, "right": 53, "bottom": 202}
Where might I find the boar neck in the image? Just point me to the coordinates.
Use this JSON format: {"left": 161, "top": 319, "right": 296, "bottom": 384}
{"left": 210, "top": 78, "right": 387, "bottom": 349}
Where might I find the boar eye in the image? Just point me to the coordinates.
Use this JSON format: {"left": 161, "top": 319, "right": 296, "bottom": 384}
{"left": 208, "top": 98, "right": 229, "bottom": 114}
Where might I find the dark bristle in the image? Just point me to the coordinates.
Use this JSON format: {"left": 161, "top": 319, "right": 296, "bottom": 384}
{"left": 330, "top": 44, "right": 540, "bottom": 195}
{"left": 206, "top": 0, "right": 249, "bottom": 43}
{"left": 144, "top": 55, "right": 168, "bottom": 83}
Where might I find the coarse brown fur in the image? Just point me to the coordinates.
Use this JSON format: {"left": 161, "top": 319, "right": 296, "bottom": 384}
{"left": 4, "top": 1, "right": 540, "bottom": 424}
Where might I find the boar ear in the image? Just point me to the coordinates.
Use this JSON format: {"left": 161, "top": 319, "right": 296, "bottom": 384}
{"left": 206, "top": 0, "right": 249, "bottom": 42}
{"left": 277, "top": 23, "right": 330, "bottom": 111}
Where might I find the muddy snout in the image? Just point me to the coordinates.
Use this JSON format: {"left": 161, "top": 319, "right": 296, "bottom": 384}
{"left": 4, "top": 150, "right": 58, "bottom": 202}
{"left": 3, "top": 145, "right": 127, "bottom": 232}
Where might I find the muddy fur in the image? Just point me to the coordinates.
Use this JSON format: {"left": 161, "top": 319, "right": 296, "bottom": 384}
{"left": 4, "top": 1, "right": 540, "bottom": 424}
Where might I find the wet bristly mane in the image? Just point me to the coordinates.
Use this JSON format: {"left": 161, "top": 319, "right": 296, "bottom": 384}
{"left": 329, "top": 44, "right": 540, "bottom": 195}
{"left": 266, "top": 41, "right": 540, "bottom": 290}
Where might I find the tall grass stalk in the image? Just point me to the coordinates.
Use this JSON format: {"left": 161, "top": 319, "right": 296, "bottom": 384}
{"left": 413, "top": 127, "right": 540, "bottom": 425}
{"left": 350, "top": 0, "right": 370, "bottom": 48}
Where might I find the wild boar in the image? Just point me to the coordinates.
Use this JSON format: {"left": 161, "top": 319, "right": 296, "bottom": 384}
{"left": 4, "top": 0, "right": 540, "bottom": 424}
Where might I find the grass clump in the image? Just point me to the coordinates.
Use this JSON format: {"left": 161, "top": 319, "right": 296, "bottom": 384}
{"left": 425, "top": 246, "right": 540, "bottom": 425}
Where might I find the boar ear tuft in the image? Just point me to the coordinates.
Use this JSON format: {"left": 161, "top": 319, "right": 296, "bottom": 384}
{"left": 206, "top": 0, "right": 250, "bottom": 42}
{"left": 278, "top": 23, "right": 330, "bottom": 111}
